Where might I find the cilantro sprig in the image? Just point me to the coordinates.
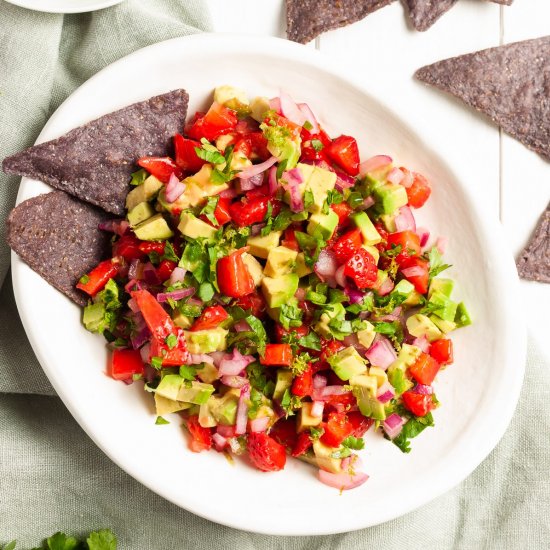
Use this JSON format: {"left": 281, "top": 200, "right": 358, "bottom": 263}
{"left": 2, "top": 529, "right": 117, "bottom": 550}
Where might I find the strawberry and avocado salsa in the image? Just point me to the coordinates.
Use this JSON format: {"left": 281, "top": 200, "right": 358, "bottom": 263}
{"left": 78, "top": 86, "right": 471, "bottom": 490}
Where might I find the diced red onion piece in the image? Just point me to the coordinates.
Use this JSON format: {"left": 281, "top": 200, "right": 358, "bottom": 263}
{"left": 383, "top": 413, "right": 405, "bottom": 439}
{"left": 269, "top": 97, "right": 281, "bottom": 114}
{"left": 165, "top": 173, "right": 186, "bottom": 203}
{"left": 401, "top": 169, "right": 414, "bottom": 188}
{"left": 313, "top": 374, "right": 327, "bottom": 389}
{"left": 294, "top": 287, "right": 306, "bottom": 301}
{"left": 359, "top": 155, "right": 392, "bottom": 176}
{"left": 287, "top": 181, "right": 304, "bottom": 213}
{"left": 387, "top": 167, "right": 404, "bottom": 185}
{"left": 298, "top": 102, "right": 320, "bottom": 134}
{"left": 127, "top": 297, "right": 139, "bottom": 313}
{"left": 376, "top": 381, "right": 395, "bottom": 403}
{"left": 187, "top": 297, "right": 203, "bottom": 308}
{"left": 335, "top": 171, "right": 355, "bottom": 191}
{"left": 143, "top": 262, "right": 161, "bottom": 285}
{"left": 412, "top": 336, "right": 430, "bottom": 353}
{"left": 128, "top": 260, "right": 142, "bottom": 281}
{"left": 374, "top": 306, "right": 402, "bottom": 322}
{"left": 414, "top": 384, "right": 434, "bottom": 395}
{"left": 436, "top": 237, "right": 448, "bottom": 254}
{"left": 343, "top": 332, "right": 359, "bottom": 348}
{"left": 315, "top": 249, "right": 338, "bottom": 282}
{"left": 401, "top": 265, "right": 425, "bottom": 278}
{"left": 417, "top": 227, "right": 430, "bottom": 247}
{"left": 321, "top": 385, "right": 348, "bottom": 396}
{"left": 189, "top": 353, "right": 214, "bottom": 365}
{"left": 216, "top": 425, "right": 235, "bottom": 437}
{"left": 345, "top": 286, "right": 364, "bottom": 304}
{"left": 219, "top": 188, "right": 238, "bottom": 199}
{"left": 365, "top": 338, "right": 397, "bottom": 370}
{"left": 356, "top": 196, "right": 375, "bottom": 211}
{"left": 235, "top": 383, "right": 250, "bottom": 435}
{"left": 394, "top": 206, "right": 416, "bottom": 233}
{"left": 218, "top": 348, "right": 255, "bottom": 376}
{"left": 98, "top": 219, "right": 129, "bottom": 236}
{"left": 156, "top": 287, "right": 195, "bottom": 303}
{"left": 318, "top": 469, "right": 369, "bottom": 491}
{"left": 168, "top": 267, "right": 186, "bottom": 286}
{"left": 311, "top": 401, "right": 324, "bottom": 418}
{"left": 236, "top": 118, "right": 259, "bottom": 134}
{"left": 377, "top": 277, "right": 394, "bottom": 296}
{"left": 212, "top": 433, "right": 227, "bottom": 451}
{"left": 238, "top": 156, "right": 278, "bottom": 180}
{"left": 139, "top": 343, "right": 151, "bottom": 364}
{"left": 124, "top": 278, "right": 138, "bottom": 293}
{"left": 249, "top": 416, "right": 270, "bottom": 433}
{"left": 221, "top": 375, "right": 248, "bottom": 388}
{"left": 335, "top": 264, "right": 347, "bottom": 288}
{"left": 209, "top": 351, "right": 226, "bottom": 367}
{"left": 233, "top": 319, "right": 251, "bottom": 333}
{"left": 131, "top": 325, "right": 151, "bottom": 350}
{"left": 279, "top": 91, "right": 308, "bottom": 126}
{"left": 239, "top": 172, "right": 264, "bottom": 191}
{"left": 250, "top": 223, "right": 265, "bottom": 237}
{"left": 268, "top": 165, "right": 279, "bottom": 196}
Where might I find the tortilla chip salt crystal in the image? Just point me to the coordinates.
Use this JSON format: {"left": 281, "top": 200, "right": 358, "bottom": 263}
{"left": 6, "top": 191, "right": 112, "bottom": 306}
{"left": 2, "top": 90, "right": 189, "bottom": 216}
{"left": 286, "top": 0, "right": 395, "bottom": 44}
{"left": 405, "top": 0, "right": 457, "bottom": 32}
{"left": 516, "top": 203, "right": 550, "bottom": 284}
{"left": 415, "top": 37, "right": 550, "bottom": 162}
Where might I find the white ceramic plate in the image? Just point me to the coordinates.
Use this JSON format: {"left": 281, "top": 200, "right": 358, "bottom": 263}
{"left": 12, "top": 34, "right": 526, "bottom": 535}
{"left": 5, "top": 0, "right": 123, "bottom": 14}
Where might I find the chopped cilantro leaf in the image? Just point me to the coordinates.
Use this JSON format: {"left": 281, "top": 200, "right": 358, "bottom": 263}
{"left": 194, "top": 142, "right": 225, "bottom": 165}
{"left": 79, "top": 274, "right": 90, "bottom": 285}
{"left": 162, "top": 241, "right": 179, "bottom": 263}
{"left": 179, "top": 364, "right": 197, "bottom": 380}
{"left": 279, "top": 302, "right": 303, "bottom": 330}
{"left": 427, "top": 247, "right": 452, "bottom": 279}
{"left": 150, "top": 356, "right": 163, "bottom": 370}
{"left": 86, "top": 529, "right": 117, "bottom": 550}
{"left": 342, "top": 436, "right": 365, "bottom": 450}
{"left": 197, "top": 282, "right": 215, "bottom": 302}
{"left": 309, "top": 426, "right": 324, "bottom": 439}
{"left": 165, "top": 334, "right": 177, "bottom": 349}
{"left": 200, "top": 196, "right": 220, "bottom": 227}
{"left": 303, "top": 120, "right": 313, "bottom": 131}
{"left": 392, "top": 412, "right": 434, "bottom": 453}
{"left": 303, "top": 189, "right": 315, "bottom": 209}
{"left": 311, "top": 139, "right": 324, "bottom": 152}
{"left": 129, "top": 168, "right": 147, "bottom": 186}
{"left": 276, "top": 159, "right": 288, "bottom": 180}
{"left": 155, "top": 416, "right": 170, "bottom": 425}
{"left": 297, "top": 331, "right": 321, "bottom": 351}
{"left": 292, "top": 352, "right": 314, "bottom": 376}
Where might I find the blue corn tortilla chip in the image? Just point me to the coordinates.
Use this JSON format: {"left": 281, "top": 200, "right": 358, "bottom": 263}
{"left": 405, "top": 0, "right": 457, "bottom": 32}
{"left": 516, "top": 203, "right": 550, "bottom": 284}
{"left": 6, "top": 191, "right": 112, "bottom": 306}
{"left": 286, "top": 0, "right": 395, "bottom": 44}
{"left": 3, "top": 90, "right": 188, "bottom": 216}
{"left": 415, "top": 37, "right": 550, "bottom": 161}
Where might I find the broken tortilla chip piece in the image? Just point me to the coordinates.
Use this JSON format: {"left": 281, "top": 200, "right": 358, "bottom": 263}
{"left": 6, "top": 191, "right": 112, "bottom": 306}
{"left": 415, "top": 37, "right": 550, "bottom": 161}
{"left": 286, "top": 0, "right": 395, "bottom": 44}
{"left": 516, "top": 203, "right": 550, "bottom": 284}
{"left": 405, "top": 0, "right": 457, "bottom": 32}
{"left": 2, "top": 89, "right": 189, "bottom": 216}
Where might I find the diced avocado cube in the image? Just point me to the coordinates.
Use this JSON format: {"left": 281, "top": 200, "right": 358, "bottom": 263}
{"left": 351, "top": 375, "right": 386, "bottom": 421}
{"left": 261, "top": 273, "right": 299, "bottom": 308}
{"left": 198, "top": 401, "right": 217, "bottom": 428}
{"left": 403, "top": 290, "right": 423, "bottom": 307}
{"left": 265, "top": 132, "right": 301, "bottom": 170}
{"left": 302, "top": 164, "right": 337, "bottom": 214}
{"left": 375, "top": 269, "right": 389, "bottom": 289}
{"left": 196, "top": 362, "right": 220, "bottom": 384}
{"left": 134, "top": 214, "right": 174, "bottom": 241}
{"left": 250, "top": 96, "right": 271, "bottom": 122}
{"left": 178, "top": 212, "right": 217, "bottom": 240}
{"left": 356, "top": 321, "right": 376, "bottom": 349}
{"left": 406, "top": 314, "right": 442, "bottom": 342}
{"left": 430, "top": 315, "right": 457, "bottom": 334}
{"left": 373, "top": 183, "right": 408, "bottom": 216}
{"left": 264, "top": 246, "right": 298, "bottom": 278}
{"left": 429, "top": 278, "right": 455, "bottom": 299}
{"left": 183, "top": 327, "right": 228, "bottom": 354}
{"left": 314, "top": 302, "right": 346, "bottom": 339}
{"left": 307, "top": 210, "right": 339, "bottom": 241}
{"left": 83, "top": 302, "right": 105, "bottom": 333}
{"left": 247, "top": 231, "right": 282, "bottom": 259}
{"left": 313, "top": 439, "right": 342, "bottom": 474}
{"left": 214, "top": 85, "right": 249, "bottom": 106}
{"left": 352, "top": 211, "right": 382, "bottom": 245}
{"left": 177, "top": 381, "right": 215, "bottom": 405}
{"left": 379, "top": 214, "right": 396, "bottom": 233}
{"left": 328, "top": 346, "right": 368, "bottom": 381}
{"left": 242, "top": 253, "right": 264, "bottom": 287}
{"left": 210, "top": 389, "right": 239, "bottom": 426}
{"left": 298, "top": 402, "right": 323, "bottom": 432}
{"left": 387, "top": 368, "right": 413, "bottom": 397}
{"left": 455, "top": 302, "right": 472, "bottom": 327}
{"left": 126, "top": 175, "right": 163, "bottom": 211}
{"left": 393, "top": 279, "right": 415, "bottom": 298}
{"left": 273, "top": 369, "right": 294, "bottom": 401}
{"left": 429, "top": 291, "right": 458, "bottom": 322}
{"left": 387, "top": 344, "right": 422, "bottom": 372}
{"left": 295, "top": 252, "right": 313, "bottom": 278}
{"left": 128, "top": 201, "right": 155, "bottom": 227}
{"left": 154, "top": 393, "right": 191, "bottom": 416}
{"left": 368, "top": 366, "right": 388, "bottom": 388}
{"left": 155, "top": 374, "right": 185, "bottom": 401}
{"left": 172, "top": 311, "right": 192, "bottom": 329}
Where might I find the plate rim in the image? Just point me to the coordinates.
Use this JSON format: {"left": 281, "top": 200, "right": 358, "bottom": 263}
{"left": 4, "top": 0, "right": 124, "bottom": 14}
{"left": 11, "top": 32, "right": 527, "bottom": 535}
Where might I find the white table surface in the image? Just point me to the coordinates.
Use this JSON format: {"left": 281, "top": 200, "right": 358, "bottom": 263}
{"left": 206, "top": 0, "right": 550, "bottom": 358}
